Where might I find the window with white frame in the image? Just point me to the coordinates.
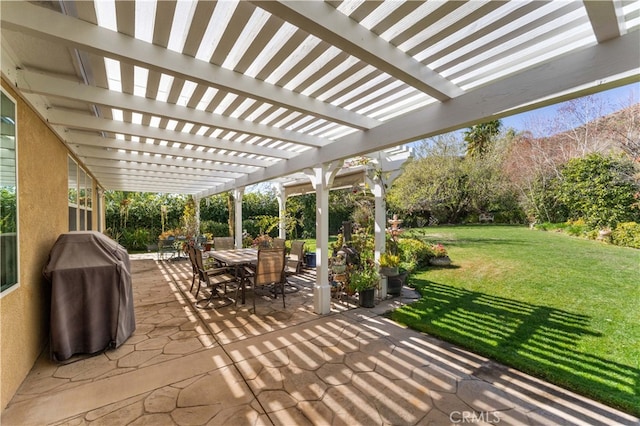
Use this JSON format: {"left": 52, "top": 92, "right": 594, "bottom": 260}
{"left": 1, "top": 88, "right": 19, "bottom": 295}
{"left": 68, "top": 157, "right": 93, "bottom": 231}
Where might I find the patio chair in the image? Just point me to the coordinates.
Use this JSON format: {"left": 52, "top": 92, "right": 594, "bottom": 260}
{"left": 187, "top": 245, "right": 198, "bottom": 292}
{"left": 158, "top": 237, "right": 179, "bottom": 261}
{"left": 272, "top": 238, "right": 286, "bottom": 249}
{"left": 285, "top": 240, "right": 305, "bottom": 275}
{"left": 193, "top": 247, "right": 236, "bottom": 309}
{"left": 241, "top": 247, "right": 286, "bottom": 311}
{"left": 214, "top": 237, "right": 235, "bottom": 250}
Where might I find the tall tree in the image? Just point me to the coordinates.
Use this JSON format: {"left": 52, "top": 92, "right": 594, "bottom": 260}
{"left": 463, "top": 120, "right": 502, "bottom": 158}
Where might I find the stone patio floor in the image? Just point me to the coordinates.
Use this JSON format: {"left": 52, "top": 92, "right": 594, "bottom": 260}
{"left": 2, "top": 255, "right": 638, "bottom": 426}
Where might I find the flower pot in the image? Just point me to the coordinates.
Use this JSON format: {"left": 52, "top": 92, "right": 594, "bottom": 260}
{"left": 387, "top": 272, "right": 407, "bottom": 296}
{"left": 429, "top": 256, "right": 451, "bottom": 266}
{"left": 380, "top": 266, "right": 399, "bottom": 277}
{"left": 305, "top": 253, "right": 317, "bottom": 268}
{"left": 358, "top": 287, "right": 375, "bottom": 308}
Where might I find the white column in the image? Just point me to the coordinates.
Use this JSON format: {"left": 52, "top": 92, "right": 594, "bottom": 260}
{"left": 305, "top": 161, "right": 343, "bottom": 315}
{"left": 369, "top": 179, "right": 385, "bottom": 268}
{"left": 275, "top": 183, "right": 286, "bottom": 239}
{"left": 194, "top": 196, "right": 201, "bottom": 237}
{"left": 233, "top": 187, "right": 244, "bottom": 249}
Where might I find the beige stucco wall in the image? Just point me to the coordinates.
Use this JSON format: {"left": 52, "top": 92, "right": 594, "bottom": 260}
{"left": 0, "top": 79, "right": 91, "bottom": 410}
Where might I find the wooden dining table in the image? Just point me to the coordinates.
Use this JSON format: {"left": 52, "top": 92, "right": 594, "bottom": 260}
{"left": 206, "top": 248, "right": 258, "bottom": 304}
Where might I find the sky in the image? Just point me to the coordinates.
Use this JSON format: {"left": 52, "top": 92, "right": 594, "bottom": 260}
{"left": 500, "top": 82, "right": 640, "bottom": 135}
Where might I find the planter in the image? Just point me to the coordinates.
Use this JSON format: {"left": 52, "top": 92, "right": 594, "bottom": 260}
{"left": 358, "top": 287, "right": 375, "bottom": 308}
{"left": 387, "top": 272, "right": 407, "bottom": 296}
{"left": 305, "top": 252, "right": 317, "bottom": 268}
{"left": 429, "top": 256, "right": 451, "bottom": 266}
{"left": 380, "top": 266, "right": 399, "bottom": 277}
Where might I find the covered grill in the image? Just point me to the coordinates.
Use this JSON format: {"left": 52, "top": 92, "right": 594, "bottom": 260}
{"left": 43, "top": 231, "right": 135, "bottom": 361}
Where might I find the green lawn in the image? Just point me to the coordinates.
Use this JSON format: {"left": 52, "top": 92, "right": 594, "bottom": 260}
{"left": 390, "top": 225, "right": 639, "bottom": 415}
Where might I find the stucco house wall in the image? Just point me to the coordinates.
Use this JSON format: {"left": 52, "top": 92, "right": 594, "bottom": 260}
{"left": 0, "top": 78, "right": 97, "bottom": 409}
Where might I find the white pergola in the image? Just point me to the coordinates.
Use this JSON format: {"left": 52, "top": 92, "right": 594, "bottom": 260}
{"left": 2, "top": 0, "right": 639, "bottom": 312}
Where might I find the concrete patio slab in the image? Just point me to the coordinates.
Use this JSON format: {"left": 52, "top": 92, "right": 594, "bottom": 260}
{"left": 2, "top": 257, "right": 637, "bottom": 426}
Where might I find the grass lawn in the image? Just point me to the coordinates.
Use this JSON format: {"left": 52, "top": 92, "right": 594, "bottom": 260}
{"left": 391, "top": 225, "right": 639, "bottom": 416}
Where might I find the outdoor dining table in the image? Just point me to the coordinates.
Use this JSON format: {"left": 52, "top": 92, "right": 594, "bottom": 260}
{"left": 206, "top": 248, "right": 258, "bottom": 304}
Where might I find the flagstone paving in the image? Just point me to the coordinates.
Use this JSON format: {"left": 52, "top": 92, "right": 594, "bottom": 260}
{"left": 2, "top": 256, "right": 638, "bottom": 426}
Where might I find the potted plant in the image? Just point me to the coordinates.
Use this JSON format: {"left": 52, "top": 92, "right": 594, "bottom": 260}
{"left": 349, "top": 261, "right": 379, "bottom": 308}
{"left": 379, "top": 253, "right": 400, "bottom": 277}
{"left": 429, "top": 243, "right": 451, "bottom": 266}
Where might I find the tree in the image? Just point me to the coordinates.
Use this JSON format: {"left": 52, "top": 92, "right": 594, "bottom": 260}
{"left": 463, "top": 120, "right": 501, "bottom": 158}
{"left": 388, "top": 134, "right": 471, "bottom": 223}
{"left": 558, "top": 153, "right": 639, "bottom": 228}
{"left": 389, "top": 131, "right": 521, "bottom": 224}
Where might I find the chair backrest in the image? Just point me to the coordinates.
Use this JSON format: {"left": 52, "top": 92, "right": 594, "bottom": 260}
{"left": 254, "top": 248, "right": 286, "bottom": 287}
{"left": 289, "top": 241, "right": 305, "bottom": 261}
{"left": 214, "top": 237, "right": 234, "bottom": 250}
{"left": 192, "top": 248, "right": 211, "bottom": 282}
{"left": 272, "top": 238, "right": 285, "bottom": 249}
{"left": 187, "top": 245, "right": 197, "bottom": 270}
{"left": 195, "top": 235, "right": 207, "bottom": 249}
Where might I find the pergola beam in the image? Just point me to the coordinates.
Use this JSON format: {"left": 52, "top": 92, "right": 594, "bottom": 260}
{"left": 253, "top": 1, "right": 464, "bottom": 101}
{"left": 17, "top": 70, "right": 326, "bottom": 151}
{"left": 583, "top": 1, "right": 623, "bottom": 42}
{"left": 1, "top": 1, "right": 379, "bottom": 130}
{"left": 63, "top": 132, "right": 272, "bottom": 169}
{"left": 47, "top": 110, "right": 290, "bottom": 163}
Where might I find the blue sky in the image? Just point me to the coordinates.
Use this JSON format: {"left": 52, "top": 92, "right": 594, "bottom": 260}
{"left": 501, "top": 82, "right": 640, "bottom": 134}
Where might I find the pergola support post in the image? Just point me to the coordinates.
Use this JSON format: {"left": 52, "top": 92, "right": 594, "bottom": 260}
{"left": 305, "top": 161, "right": 343, "bottom": 315}
{"left": 275, "top": 183, "right": 286, "bottom": 240}
{"left": 194, "top": 195, "right": 201, "bottom": 238}
{"left": 234, "top": 187, "right": 244, "bottom": 249}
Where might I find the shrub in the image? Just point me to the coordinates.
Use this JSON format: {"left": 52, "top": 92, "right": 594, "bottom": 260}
{"left": 397, "top": 238, "right": 431, "bottom": 271}
{"left": 559, "top": 153, "right": 640, "bottom": 228}
{"left": 612, "top": 222, "right": 640, "bottom": 248}
{"left": 565, "top": 218, "right": 589, "bottom": 237}
{"left": 201, "top": 220, "right": 229, "bottom": 237}
{"left": 122, "top": 228, "right": 152, "bottom": 251}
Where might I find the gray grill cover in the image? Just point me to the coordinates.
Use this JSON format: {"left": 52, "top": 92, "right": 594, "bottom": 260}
{"left": 43, "top": 231, "right": 135, "bottom": 361}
